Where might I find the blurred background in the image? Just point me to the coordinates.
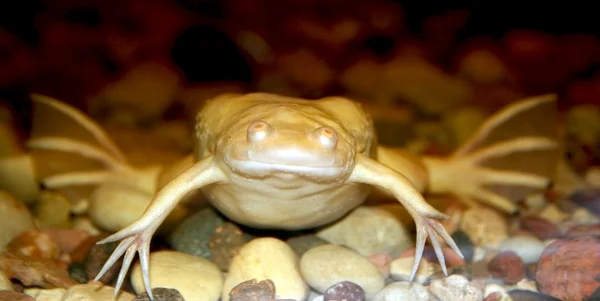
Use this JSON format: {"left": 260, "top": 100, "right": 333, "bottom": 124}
{"left": 1, "top": 0, "right": 600, "bottom": 167}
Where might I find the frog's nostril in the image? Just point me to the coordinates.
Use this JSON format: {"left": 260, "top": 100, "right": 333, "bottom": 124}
{"left": 313, "top": 126, "right": 338, "bottom": 149}
{"left": 247, "top": 120, "right": 272, "bottom": 142}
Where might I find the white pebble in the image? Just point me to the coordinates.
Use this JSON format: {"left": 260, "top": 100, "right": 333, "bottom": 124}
{"left": 389, "top": 256, "right": 440, "bottom": 283}
{"left": 131, "top": 250, "right": 223, "bottom": 301}
{"left": 484, "top": 284, "right": 507, "bottom": 298}
{"left": 372, "top": 281, "right": 432, "bottom": 301}
{"left": 498, "top": 235, "right": 546, "bottom": 264}
{"left": 88, "top": 183, "right": 152, "bottom": 231}
{"left": 316, "top": 206, "right": 413, "bottom": 257}
{"left": 224, "top": 238, "right": 308, "bottom": 301}
{"left": 0, "top": 191, "right": 35, "bottom": 252}
{"left": 300, "top": 244, "right": 384, "bottom": 300}
{"left": 429, "top": 274, "right": 483, "bottom": 301}
{"left": 460, "top": 207, "right": 508, "bottom": 248}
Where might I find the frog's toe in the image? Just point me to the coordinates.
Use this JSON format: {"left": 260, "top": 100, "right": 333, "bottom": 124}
{"left": 95, "top": 228, "right": 154, "bottom": 300}
{"left": 411, "top": 217, "right": 463, "bottom": 281}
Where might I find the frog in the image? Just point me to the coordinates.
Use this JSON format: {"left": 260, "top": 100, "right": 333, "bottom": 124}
{"left": 27, "top": 92, "right": 559, "bottom": 300}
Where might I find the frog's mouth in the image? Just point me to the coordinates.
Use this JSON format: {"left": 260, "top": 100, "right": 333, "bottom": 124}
{"left": 226, "top": 158, "right": 350, "bottom": 179}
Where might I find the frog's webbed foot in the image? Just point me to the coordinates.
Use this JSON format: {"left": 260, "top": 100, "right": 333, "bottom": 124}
{"left": 27, "top": 94, "right": 144, "bottom": 190}
{"left": 350, "top": 154, "right": 463, "bottom": 279}
{"left": 423, "top": 94, "right": 560, "bottom": 213}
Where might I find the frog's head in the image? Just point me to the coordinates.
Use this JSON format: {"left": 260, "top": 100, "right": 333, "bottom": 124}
{"left": 218, "top": 103, "right": 356, "bottom": 181}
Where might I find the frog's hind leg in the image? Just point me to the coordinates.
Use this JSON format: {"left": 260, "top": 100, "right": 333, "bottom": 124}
{"left": 422, "top": 94, "right": 561, "bottom": 213}
{"left": 27, "top": 94, "right": 140, "bottom": 190}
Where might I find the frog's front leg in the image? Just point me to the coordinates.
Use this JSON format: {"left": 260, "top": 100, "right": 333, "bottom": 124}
{"left": 349, "top": 154, "right": 463, "bottom": 279}
{"left": 93, "top": 154, "right": 227, "bottom": 300}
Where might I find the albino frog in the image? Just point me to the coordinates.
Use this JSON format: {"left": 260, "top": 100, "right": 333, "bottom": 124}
{"left": 28, "top": 92, "right": 559, "bottom": 299}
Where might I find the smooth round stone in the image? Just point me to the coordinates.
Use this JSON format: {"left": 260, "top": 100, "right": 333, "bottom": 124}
{"left": 168, "top": 207, "right": 225, "bottom": 258}
{"left": 228, "top": 279, "right": 275, "bottom": 301}
{"left": 519, "top": 216, "right": 562, "bottom": 240}
{"left": 223, "top": 238, "right": 308, "bottom": 301}
{"left": 460, "top": 207, "right": 508, "bottom": 248}
{"left": 34, "top": 191, "right": 72, "bottom": 228}
{"left": 371, "top": 281, "right": 432, "bottom": 301}
{"left": 429, "top": 274, "right": 483, "bottom": 301}
{"left": 0, "top": 191, "right": 35, "bottom": 252}
{"left": 300, "top": 244, "right": 384, "bottom": 300}
{"left": 88, "top": 183, "right": 152, "bottom": 232}
{"left": 508, "top": 289, "right": 561, "bottom": 301}
{"left": 286, "top": 234, "right": 328, "bottom": 257}
{"left": 324, "top": 281, "right": 365, "bottom": 301}
{"left": 316, "top": 206, "right": 413, "bottom": 257}
{"left": 498, "top": 235, "right": 546, "bottom": 264}
{"left": 23, "top": 288, "right": 66, "bottom": 300}
{"left": 389, "top": 256, "right": 440, "bottom": 283}
{"left": 451, "top": 230, "right": 475, "bottom": 263}
{"left": 131, "top": 250, "right": 223, "bottom": 301}
{"left": 536, "top": 235, "right": 600, "bottom": 300}
{"left": 135, "top": 287, "right": 186, "bottom": 301}
{"left": 64, "top": 283, "right": 135, "bottom": 301}
{"left": 487, "top": 251, "right": 525, "bottom": 285}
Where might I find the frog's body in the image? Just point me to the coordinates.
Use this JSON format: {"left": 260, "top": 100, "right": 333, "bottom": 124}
{"left": 27, "top": 93, "right": 559, "bottom": 300}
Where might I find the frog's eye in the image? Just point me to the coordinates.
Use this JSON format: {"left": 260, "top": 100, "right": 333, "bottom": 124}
{"left": 313, "top": 126, "right": 338, "bottom": 149}
{"left": 247, "top": 120, "right": 272, "bottom": 142}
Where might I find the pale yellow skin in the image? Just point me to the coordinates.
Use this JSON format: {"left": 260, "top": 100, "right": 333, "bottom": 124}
{"left": 27, "top": 93, "right": 559, "bottom": 300}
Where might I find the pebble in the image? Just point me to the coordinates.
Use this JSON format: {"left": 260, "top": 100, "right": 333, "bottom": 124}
{"left": 131, "top": 250, "right": 223, "bottom": 301}
{"left": 209, "top": 222, "right": 249, "bottom": 271}
{"left": 569, "top": 188, "right": 600, "bottom": 215}
{"left": 300, "top": 244, "right": 384, "bottom": 300}
{"left": 286, "top": 234, "right": 328, "bottom": 257}
{"left": 460, "top": 207, "right": 508, "bottom": 248}
{"left": 451, "top": 230, "right": 475, "bottom": 263}
{"left": 24, "top": 284, "right": 136, "bottom": 301}
{"left": 519, "top": 216, "right": 562, "bottom": 240}
{"left": 324, "top": 281, "right": 365, "bottom": 301}
{"left": 0, "top": 269, "right": 11, "bottom": 290}
{"left": 389, "top": 256, "right": 440, "bottom": 283}
{"left": 0, "top": 191, "right": 35, "bottom": 252}
{"left": 135, "top": 288, "right": 186, "bottom": 301}
{"left": 315, "top": 206, "right": 413, "bottom": 257}
{"left": 487, "top": 251, "right": 525, "bottom": 285}
{"left": 498, "top": 235, "right": 546, "bottom": 264}
{"left": 34, "top": 191, "right": 72, "bottom": 228}
{"left": 371, "top": 281, "right": 432, "bottom": 301}
{"left": 80, "top": 236, "right": 121, "bottom": 284}
{"left": 63, "top": 283, "right": 134, "bottom": 301}
{"left": 507, "top": 289, "right": 561, "bottom": 301}
{"left": 224, "top": 238, "right": 308, "bottom": 301}
{"left": 0, "top": 250, "right": 76, "bottom": 288}
{"left": 40, "top": 228, "right": 90, "bottom": 254}
{"left": 6, "top": 230, "right": 59, "bottom": 260}
{"left": 567, "top": 223, "right": 600, "bottom": 236}
{"left": 538, "top": 204, "right": 569, "bottom": 223}
{"left": 0, "top": 291, "right": 35, "bottom": 301}
{"left": 23, "top": 287, "right": 66, "bottom": 300}
{"left": 88, "top": 181, "right": 189, "bottom": 235}
{"left": 367, "top": 253, "right": 392, "bottom": 278}
{"left": 228, "top": 279, "right": 275, "bottom": 301}
{"left": 483, "top": 284, "right": 507, "bottom": 299}
{"left": 168, "top": 207, "right": 225, "bottom": 259}
{"left": 535, "top": 235, "right": 600, "bottom": 300}
{"left": 429, "top": 274, "right": 483, "bottom": 301}
{"left": 570, "top": 207, "right": 600, "bottom": 224}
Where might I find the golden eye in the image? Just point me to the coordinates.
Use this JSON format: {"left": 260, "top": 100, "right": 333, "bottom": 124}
{"left": 313, "top": 126, "right": 338, "bottom": 149}
{"left": 247, "top": 120, "right": 271, "bottom": 142}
